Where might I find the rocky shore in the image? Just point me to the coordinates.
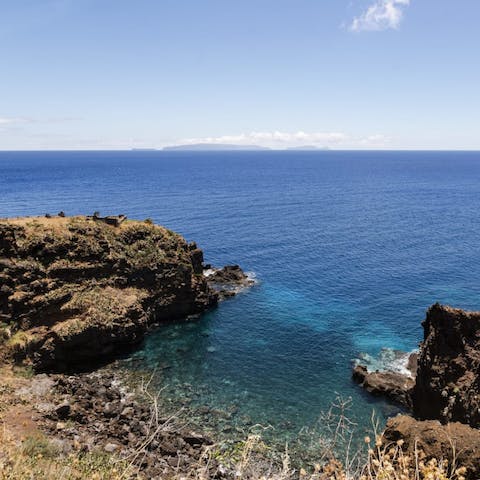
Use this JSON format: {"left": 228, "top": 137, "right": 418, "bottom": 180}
{"left": 354, "top": 303, "right": 480, "bottom": 479}
{"left": 15, "top": 369, "right": 221, "bottom": 478}
{"left": 2, "top": 214, "right": 480, "bottom": 478}
{"left": 0, "top": 215, "right": 258, "bottom": 477}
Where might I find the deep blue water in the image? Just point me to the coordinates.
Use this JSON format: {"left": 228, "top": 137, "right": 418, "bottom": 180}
{"left": 2, "top": 150, "right": 480, "bottom": 450}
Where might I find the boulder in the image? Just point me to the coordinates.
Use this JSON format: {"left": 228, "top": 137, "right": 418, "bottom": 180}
{"left": 352, "top": 365, "right": 414, "bottom": 408}
{"left": 384, "top": 415, "right": 480, "bottom": 480}
{"left": 205, "top": 265, "right": 254, "bottom": 299}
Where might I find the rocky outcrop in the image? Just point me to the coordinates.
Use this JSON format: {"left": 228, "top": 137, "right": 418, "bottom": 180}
{"left": 205, "top": 265, "right": 255, "bottom": 300}
{"left": 352, "top": 351, "right": 417, "bottom": 407}
{"left": 412, "top": 304, "right": 480, "bottom": 427}
{"left": 383, "top": 415, "right": 480, "bottom": 480}
{"left": 355, "top": 304, "right": 480, "bottom": 427}
{"left": 0, "top": 216, "right": 221, "bottom": 371}
{"left": 352, "top": 365, "right": 415, "bottom": 408}
{"left": 355, "top": 304, "right": 480, "bottom": 478}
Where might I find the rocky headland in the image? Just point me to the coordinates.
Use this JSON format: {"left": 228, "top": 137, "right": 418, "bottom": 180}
{"left": 354, "top": 303, "right": 480, "bottom": 479}
{"left": 0, "top": 215, "right": 251, "bottom": 372}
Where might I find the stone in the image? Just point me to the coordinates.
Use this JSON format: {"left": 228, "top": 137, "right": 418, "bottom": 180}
{"left": 205, "top": 265, "right": 255, "bottom": 300}
{"left": 104, "top": 443, "right": 119, "bottom": 453}
{"left": 55, "top": 401, "right": 71, "bottom": 419}
{"left": 352, "top": 365, "right": 414, "bottom": 407}
{"left": 384, "top": 415, "right": 480, "bottom": 480}
{"left": 120, "top": 406, "right": 135, "bottom": 419}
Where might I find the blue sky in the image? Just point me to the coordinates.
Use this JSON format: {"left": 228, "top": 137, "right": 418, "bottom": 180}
{"left": 1, "top": 0, "right": 479, "bottom": 150}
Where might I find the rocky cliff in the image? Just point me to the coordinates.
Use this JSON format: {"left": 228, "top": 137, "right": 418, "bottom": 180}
{"left": 413, "top": 303, "right": 480, "bottom": 427}
{"left": 0, "top": 216, "right": 219, "bottom": 371}
{"left": 353, "top": 303, "right": 480, "bottom": 478}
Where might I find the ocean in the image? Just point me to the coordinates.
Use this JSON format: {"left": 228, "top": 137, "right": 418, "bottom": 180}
{"left": 2, "top": 150, "right": 480, "bottom": 453}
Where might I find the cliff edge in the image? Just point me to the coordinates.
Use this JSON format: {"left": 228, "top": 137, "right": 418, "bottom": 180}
{"left": 0, "top": 216, "right": 219, "bottom": 371}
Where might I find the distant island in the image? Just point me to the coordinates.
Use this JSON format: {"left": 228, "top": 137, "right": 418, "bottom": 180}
{"left": 162, "top": 143, "right": 332, "bottom": 152}
{"left": 163, "top": 143, "right": 271, "bottom": 151}
{"left": 286, "top": 145, "right": 330, "bottom": 151}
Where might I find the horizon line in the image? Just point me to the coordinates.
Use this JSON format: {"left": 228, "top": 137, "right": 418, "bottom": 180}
{"left": 1, "top": 148, "right": 480, "bottom": 153}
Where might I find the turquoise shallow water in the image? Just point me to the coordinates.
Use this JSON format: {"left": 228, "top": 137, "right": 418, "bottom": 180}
{"left": 2, "top": 150, "right": 480, "bottom": 452}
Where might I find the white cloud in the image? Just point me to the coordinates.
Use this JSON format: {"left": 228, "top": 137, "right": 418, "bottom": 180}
{"left": 0, "top": 117, "right": 28, "bottom": 125}
{"left": 181, "top": 131, "right": 349, "bottom": 148}
{"left": 350, "top": 0, "right": 410, "bottom": 32}
{"left": 0, "top": 116, "right": 78, "bottom": 125}
{"left": 360, "top": 134, "right": 391, "bottom": 145}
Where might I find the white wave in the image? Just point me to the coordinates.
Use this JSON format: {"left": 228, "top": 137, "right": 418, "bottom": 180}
{"left": 355, "top": 347, "right": 418, "bottom": 378}
{"left": 245, "top": 271, "right": 258, "bottom": 283}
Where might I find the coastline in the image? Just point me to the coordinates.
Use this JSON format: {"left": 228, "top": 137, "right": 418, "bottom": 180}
{"left": 1, "top": 215, "right": 480, "bottom": 478}
{"left": 0, "top": 214, "right": 263, "bottom": 477}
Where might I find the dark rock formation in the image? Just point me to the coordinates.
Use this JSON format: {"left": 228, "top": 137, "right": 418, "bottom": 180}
{"left": 0, "top": 216, "right": 219, "bottom": 371}
{"left": 352, "top": 351, "right": 417, "bottom": 407}
{"left": 356, "top": 304, "right": 480, "bottom": 478}
{"left": 205, "top": 265, "right": 255, "bottom": 299}
{"left": 412, "top": 304, "right": 480, "bottom": 427}
{"left": 383, "top": 415, "right": 480, "bottom": 480}
{"left": 352, "top": 364, "right": 414, "bottom": 408}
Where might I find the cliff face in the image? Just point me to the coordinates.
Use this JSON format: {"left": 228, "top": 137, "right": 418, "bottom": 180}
{"left": 0, "top": 216, "right": 218, "bottom": 371}
{"left": 413, "top": 304, "right": 480, "bottom": 427}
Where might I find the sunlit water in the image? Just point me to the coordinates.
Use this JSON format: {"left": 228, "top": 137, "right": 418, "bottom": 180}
{"left": 2, "top": 150, "right": 480, "bottom": 454}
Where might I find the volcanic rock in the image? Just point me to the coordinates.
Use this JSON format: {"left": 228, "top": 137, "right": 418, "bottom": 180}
{"left": 352, "top": 365, "right": 414, "bottom": 408}
{"left": 205, "top": 265, "right": 255, "bottom": 299}
{"left": 412, "top": 304, "right": 480, "bottom": 426}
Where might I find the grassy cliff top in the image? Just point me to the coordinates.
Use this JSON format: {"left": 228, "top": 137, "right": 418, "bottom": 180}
{"left": 0, "top": 214, "right": 213, "bottom": 371}
{"left": 0, "top": 215, "right": 195, "bottom": 268}
{"left": 1, "top": 215, "right": 178, "bottom": 238}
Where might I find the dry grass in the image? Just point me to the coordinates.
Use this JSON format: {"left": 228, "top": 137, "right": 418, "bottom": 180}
{"left": 59, "top": 286, "right": 146, "bottom": 332}
{"left": 0, "top": 427, "right": 468, "bottom": 480}
{"left": 0, "top": 428, "right": 135, "bottom": 480}
{"left": 168, "top": 434, "right": 470, "bottom": 480}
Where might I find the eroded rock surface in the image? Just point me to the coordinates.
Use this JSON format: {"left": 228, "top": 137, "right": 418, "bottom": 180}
{"left": 413, "top": 304, "right": 480, "bottom": 426}
{"left": 352, "top": 351, "right": 417, "bottom": 407}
